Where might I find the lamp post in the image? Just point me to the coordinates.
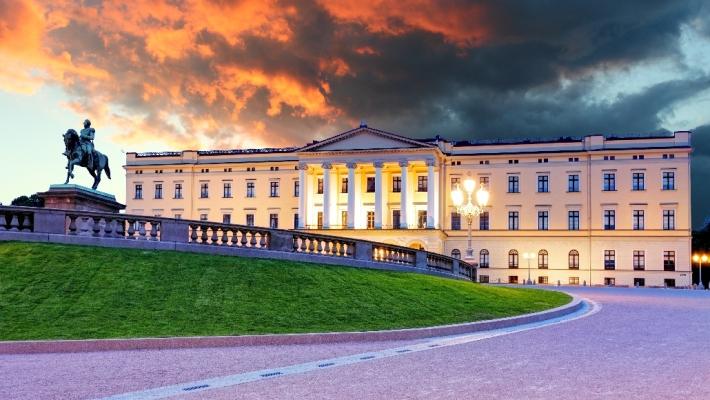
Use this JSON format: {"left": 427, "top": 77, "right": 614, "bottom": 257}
{"left": 693, "top": 254, "right": 708, "bottom": 290}
{"left": 451, "top": 178, "right": 489, "bottom": 260}
{"left": 523, "top": 252, "right": 534, "bottom": 285}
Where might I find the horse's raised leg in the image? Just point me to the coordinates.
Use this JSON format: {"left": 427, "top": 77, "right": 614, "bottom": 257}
{"left": 64, "top": 160, "right": 75, "bottom": 184}
{"left": 92, "top": 169, "right": 102, "bottom": 190}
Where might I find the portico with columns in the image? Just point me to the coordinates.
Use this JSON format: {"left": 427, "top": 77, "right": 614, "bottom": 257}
{"left": 295, "top": 126, "right": 444, "bottom": 247}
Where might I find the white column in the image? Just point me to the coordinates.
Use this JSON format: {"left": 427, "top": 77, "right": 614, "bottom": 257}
{"left": 427, "top": 159, "right": 436, "bottom": 229}
{"left": 346, "top": 162, "right": 357, "bottom": 229}
{"left": 399, "top": 160, "right": 409, "bottom": 229}
{"left": 298, "top": 162, "right": 308, "bottom": 229}
{"left": 322, "top": 162, "right": 332, "bottom": 229}
{"left": 374, "top": 161, "right": 384, "bottom": 229}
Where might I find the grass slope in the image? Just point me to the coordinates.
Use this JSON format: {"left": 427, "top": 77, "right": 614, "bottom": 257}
{"left": 0, "top": 242, "right": 570, "bottom": 340}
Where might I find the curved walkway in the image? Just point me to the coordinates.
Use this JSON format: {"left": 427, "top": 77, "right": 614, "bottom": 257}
{"left": 2, "top": 287, "right": 710, "bottom": 399}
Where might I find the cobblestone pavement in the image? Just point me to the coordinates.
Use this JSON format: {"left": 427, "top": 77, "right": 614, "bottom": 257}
{"left": 3, "top": 287, "right": 709, "bottom": 400}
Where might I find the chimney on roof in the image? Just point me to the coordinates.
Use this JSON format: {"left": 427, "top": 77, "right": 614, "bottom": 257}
{"left": 359, "top": 119, "right": 367, "bottom": 128}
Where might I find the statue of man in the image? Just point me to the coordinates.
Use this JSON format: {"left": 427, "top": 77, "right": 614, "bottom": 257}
{"left": 79, "top": 119, "right": 95, "bottom": 169}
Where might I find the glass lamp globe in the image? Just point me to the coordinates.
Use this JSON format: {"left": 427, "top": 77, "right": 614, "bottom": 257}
{"left": 463, "top": 178, "right": 476, "bottom": 193}
{"left": 476, "top": 188, "right": 489, "bottom": 207}
{"left": 451, "top": 187, "right": 464, "bottom": 207}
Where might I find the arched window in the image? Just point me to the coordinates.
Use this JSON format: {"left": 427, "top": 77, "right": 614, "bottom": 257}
{"left": 451, "top": 249, "right": 461, "bottom": 259}
{"left": 479, "top": 249, "right": 490, "bottom": 268}
{"left": 538, "top": 250, "right": 548, "bottom": 269}
{"left": 569, "top": 250, "right": 580, "bottom": 269}
{"left": 508, "top": 250, "right": 519, "bottom": 268}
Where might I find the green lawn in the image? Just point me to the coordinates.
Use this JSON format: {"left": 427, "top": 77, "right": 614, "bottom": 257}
{"left": 0, "top": 242, "right": 570, "bottom": 340}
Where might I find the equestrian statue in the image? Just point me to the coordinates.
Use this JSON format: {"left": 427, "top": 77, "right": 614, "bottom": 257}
{"left": 63, "top": 119, "right": 111, "bottom": 190}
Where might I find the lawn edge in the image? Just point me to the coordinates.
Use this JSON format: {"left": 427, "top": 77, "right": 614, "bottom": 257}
{"left": 0, "top": 293, "right": 581, "bottom": 355}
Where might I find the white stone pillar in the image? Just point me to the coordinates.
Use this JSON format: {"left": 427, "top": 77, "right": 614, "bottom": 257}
{"left": 374, "top": 161, "right": 384, "bottom": 229}
{"left": 322, "top": 162, "right": 332, "bottom": 229}
{"left": 298, "top": 162, "right": 308, "bottom": 229}
{"left": 427, "top": 159, "right": 436, "bottom": 229}
{"left": 399, "top": 160, "right": 409, "bottom": 229}
{"left": 346, "top": 162, "right": 357, "bottom": 229}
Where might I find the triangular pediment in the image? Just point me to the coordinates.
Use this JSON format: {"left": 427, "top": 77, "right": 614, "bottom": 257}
{"left": 299, "top": 126, "right": 434, "bottom": 152}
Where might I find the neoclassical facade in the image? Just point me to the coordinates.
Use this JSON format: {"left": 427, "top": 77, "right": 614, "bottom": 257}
{"left": 125, "top": 124, "right": 692, "bottom": 287}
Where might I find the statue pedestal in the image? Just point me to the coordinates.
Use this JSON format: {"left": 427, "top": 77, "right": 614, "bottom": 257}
{"left": 37, "top": 184, "right": 125, "bottom": 213}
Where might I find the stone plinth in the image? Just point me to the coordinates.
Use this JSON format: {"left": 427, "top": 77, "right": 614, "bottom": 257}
{"left": 37, "top": 184, "right": 125, "bottom": 213}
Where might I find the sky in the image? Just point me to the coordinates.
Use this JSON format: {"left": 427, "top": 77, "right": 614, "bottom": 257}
{"left": 1, "top": 0, "right": 709, "bottom": 227}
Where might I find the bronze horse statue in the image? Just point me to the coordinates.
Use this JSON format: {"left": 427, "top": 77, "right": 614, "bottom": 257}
{"left": 63, "top": 129, "right": 111, "bottom": 190}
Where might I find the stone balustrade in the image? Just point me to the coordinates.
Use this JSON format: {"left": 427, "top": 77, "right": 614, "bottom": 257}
{"left": 0, "top": 206, "right": 476, "bottom": 282}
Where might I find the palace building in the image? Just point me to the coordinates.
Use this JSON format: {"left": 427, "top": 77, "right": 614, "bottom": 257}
{"left": 124, "top": 124, "right": 692, "bottom": 287}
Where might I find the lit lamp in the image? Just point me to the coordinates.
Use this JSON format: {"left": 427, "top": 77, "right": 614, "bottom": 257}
{"left": 523, "top": 252, "right": 534, "bottom": 285}
{"left": 451, "top": 178, "right": 489, "bottom": 260}
{"left": 693, "top": 254, "right": 708, "bottom": 290}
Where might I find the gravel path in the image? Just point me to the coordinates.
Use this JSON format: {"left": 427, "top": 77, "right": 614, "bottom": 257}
{"left": 3, "top": 287, "right": 709, "bottom": 400}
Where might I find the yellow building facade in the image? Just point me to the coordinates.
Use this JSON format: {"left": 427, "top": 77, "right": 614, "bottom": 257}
{"left": 125, "top": 125, "right": 692, "bottom": 287}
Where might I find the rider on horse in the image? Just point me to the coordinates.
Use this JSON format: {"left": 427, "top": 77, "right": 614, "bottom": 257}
{"left": 79, "top": 119, "right": 95, "bottom": 170}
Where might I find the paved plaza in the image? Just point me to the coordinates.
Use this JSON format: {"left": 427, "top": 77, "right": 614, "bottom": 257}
{"left": 2, "top": 286, "right": 710, "bottom": 400}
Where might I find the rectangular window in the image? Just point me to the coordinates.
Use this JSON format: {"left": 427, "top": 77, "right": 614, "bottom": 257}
{"left": 270, "top": 181, "right": 279, "bottom": 197}
{"left": 154, "top": 183, "right": 163, "bottom": 199}
{"left": 508, "top": 276, "right": 519, "bottom": 284}
{"left": 508, "top": 211, "right": 519, "bottom": 230}
{"left": 294, "top": 180, "right": 300, "bottom": 197}
{"left": 317, "top": 178, "right": 324, "bottom": 194}
{"left": 246, "top": 182, "right": 255, "bottom": 198}
{"left": 569, "top": 277, "right": 579, "bottom": 285}
{"left": 662, "top": 171, "right": 675, "bottom": 190}
{"left": 341, "top": 211, "right": 348, "bottom": 228}
{"left": 451, "top": 212, "right": 461, "bottom": 230}
{"left": 537, "top": 175, "right": 549, "bottom": 193}
{"left": 479, "top": 212, "right": 490, "bottom": 230}
{"left": 508, "top": 176, "right": 520, "bottom": 193}
{"left": 479, "top": 275, "right": 489, "bottom": 283}
{"left": 634, "top": 278, "right": 645, "bottom": 287}
{"left": 293, "top": 213, "right": 299, "bottom": 229}
{"left": 341, "top": 177, "right": 348, "bottom": 193}
{"left": 222, "top": 214, "right": 231, "bottom": 224}
{"left": 568, "top": 211, "right": 580, "bottom": 230}
{"left": 604, "top": 277, "right": 616, "bottom": 286}
{"left": 633, "top": 250, "right": 645, "bottom": 270}
{"left": 451, "top": 177, "right": 460, "bottom": 189}
{"left": 538, "top": 276, "right": 549, "bottom": 285}
{"left": 200, "top": 213, "right": 208, "bottom": 221}
{"left": 392, "top": 176, "right": 401, "bottom": 193}
{"left": 479, "top": 176, "right": 490, "bottom": 189}
{"left": 537, "top": 211, "right": 549, "bottom": 230}
{"left": 174, "top": 214, "right": 182, "bottom": 219}
{"left": 604, "top": 250, "right": 615, "bottom": 270}
{"left": 417, "top": 176, "right": 428, "bottom": 192}
{"left": 366, "top": 177, "right": 375, "bottom": 193}
{"left": 366, "top": 211, "right": 375, "bottom": 229}
{"left": 269, "top": 213, "right": 278, "bottom": 229}
{"left": 392, "top": 210, "right": 401, "bottom": 229}
{"left": 632, "top": 210, "right": 645, "bottom": 230}
{"left": 200, "top": 183, "right": 209, "bottom": 198}
{"left": 317, "top": 212, "right": 324, "bottom": 229}
{"left": 603, "top": 172, "right": 616, "bottom": 191}
{"left": 664, "top": 279, "right": 676, "bottom": 288}
{"left": 135, "top": 184, "right": 143, "bottom": 199}
{"left": 174, "top": 183, "right": 182, "bottom": 199}
{"left": 663, "top": 210, "right": 675, "bottom": 230}
{"left": 223, "top": 182, "right": 232, "bottom": 198}
{"left": 245, "top": 214, "right": 254, "bottom": 226}
{"left": 664, "top": 251, "right": 676, "bottom": 271}
{"left": 479, "top": 251, "right": 489, "bottom": 268}
{"left": 604, "top": 210, "right": 615, "bottom": 230}
{"left": 568, "top": 174, "right": 580, "bottom": 192}
{"left": 417, "top": 210, "right": 427, "bottom": 229}
{"left": 632, "top": 172, "right": 645, "bottom": 191}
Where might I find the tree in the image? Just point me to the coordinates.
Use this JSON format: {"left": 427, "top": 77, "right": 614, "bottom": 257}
{"left": 11, "top": 194, "right": 44, "bottom": 208}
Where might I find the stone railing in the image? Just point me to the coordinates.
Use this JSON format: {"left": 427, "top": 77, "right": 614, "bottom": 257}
{"left": 0, "top": 206, "right": 476, "bottom": 281}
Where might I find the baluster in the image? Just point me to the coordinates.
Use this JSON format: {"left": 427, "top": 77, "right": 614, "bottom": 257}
{"left": 345, "top": 243, "right": 353, "bottom": 257}
{"left": 246, "top": 231, "right": 255, "bottom": 247}
{"left": 125, "top": 219, "right": 135, "bottom": 239}
{"left": 91, "top": 217, "right": 101, "bottom": 237}
{"left": 18, "top": 214, "right": 31, "bottom": 232}
{"left": 115, "top": 218, "right": 125, "bottom": 238}
{"left": 149, "top": 221, "right": 159, "bottom": 241}
{"left": 210, "top": 226, "right": 219, "bottom": 245}
{"left": 292, "top": 235, "right": 300, "bottom": 252}
{"left": 259, "top": 232, "right": 267, "bottom": 248}
{"left": 297, "top": 236, "right": 306, "bottom": 252}
{"left": 189, "top": 224, "right": 198, "bottom": 242}
{"left": 316, "top": 239, "right": 323, "bottom": 254}
{"left": 137, "top": 221, "right": 147, "bottom": 239}
{"left": 103, "top": 218, "right": 114, "bottom": 237}
{"left": 229, "top": 229, "right": 238, "bottom": 246}
{"left": 9, "top": 214, "right": 20, "bottom": 232}
{"left": 308, "top": 238, "right": 316, "bottom": 253}
{"left": 220, "top": 228, "right": 228, "bottom": 245}
{"left": 0, "top": 213, "right": 6, "bottom": 231}
{"left": 200, "top": 224, "right": 209, "bottom": 244}
{"left": 333, "top": 242, "right": 341, "bottom": 256}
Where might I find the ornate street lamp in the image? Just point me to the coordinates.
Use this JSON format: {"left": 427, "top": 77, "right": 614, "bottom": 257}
{"left": 523, "top": 252, "right": 534, "bottom": 285}
{"left": 451, "top": 178, "right": 489, "bottom": 260}
{"left": 693, "top": 254, "right": 708, "bottom": 290}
